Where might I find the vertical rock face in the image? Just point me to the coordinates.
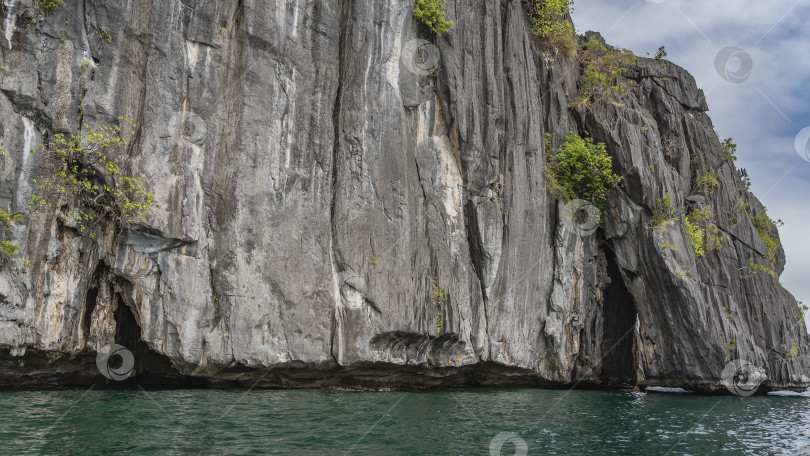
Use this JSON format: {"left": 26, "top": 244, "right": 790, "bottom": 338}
{"left": 0, "top": 0, "right": 807, "bottom": 391}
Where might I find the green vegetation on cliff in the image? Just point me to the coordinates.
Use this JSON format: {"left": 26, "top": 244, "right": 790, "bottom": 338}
{"left": 414, "top": 0, "right": 453, "bottom": 36}
{"left": 431, "top": 278, "right": 447, "bottom": 334}
{"left": 0, "top": 208, "right": 23, "bottom": 265}
{"left": 578, "top": 36, "right": 636, "bottom": 105}
{"left": 750, "top": 210, "right": 780, "bottom": 264}
{"left": 648, "top": 194, "right": 676, "bottom": 230}
{"left": 528, "top": 0, "right": 576, "bottom": 57}
{"left": 684, "top": 208, "right": 726, "bottom": 259}
{"left": 34, "top": 0, "right": 65, "bottom": 15}
{"left": 546, "top": 131, "right": 622, "bottom": 213}
{"left": 30, "top": 117, "right": 154, "bottom": 233}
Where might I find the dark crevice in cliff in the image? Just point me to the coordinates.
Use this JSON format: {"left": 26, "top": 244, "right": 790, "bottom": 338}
{"left": 599, "top": 245, "right": 637, "bottom": 385}
{"left": 464, "top": 201, "right": 488, "bottom": 299}
{"left": 326, "top": 0, "right": 351, "bottom": 366}
{"left": 114, "top": 296, "right": 140, "bottom": 349}
{"left": 81, "top": 261, "right": 107, "bottom": 339}
{"left": 649, "top": 77, "right": 705, "bottom": 113}
{"left": 82, "top": 286, "right": 98, "bottom": 338}
{"left": 80, "top": 0, "right": 91, "bottom": 57}
{"left": 110, "top": 295, "right": 206, "bottom": 388}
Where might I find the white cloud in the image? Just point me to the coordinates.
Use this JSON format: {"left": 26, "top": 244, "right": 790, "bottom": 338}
{"left": 572, "top": 0, "right": 810, "bottom": 326}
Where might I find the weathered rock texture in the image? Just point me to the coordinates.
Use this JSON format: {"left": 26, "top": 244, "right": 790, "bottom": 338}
{"left": 0, "top": 0, "right": 807, "bottom": 392}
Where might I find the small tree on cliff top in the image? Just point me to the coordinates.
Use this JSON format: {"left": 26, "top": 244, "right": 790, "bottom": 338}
{"left": 528, "top": 0, "right": 576, "bottom": 58}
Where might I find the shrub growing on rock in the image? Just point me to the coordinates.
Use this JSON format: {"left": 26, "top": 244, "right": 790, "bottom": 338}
{"left": 721, "top": 138, "right": 737, "bottom": 162}
{"left": 30, "top": 116, "right": 154, "bottom": 233}
{"left": 739, "top": 257, "right": 778, "bottom": 280}
{"left": 528, "top": 0, "right": 576, "bottom": 58}
{"left": 684, "top": 207, "right": 727, "bottom": 259}
{"left": 749, "top": 210, "right": 780, "bottom": 264}
{"left": 430, "top": 278, "right": 447, "bottom": 334}
{"left": 578, "top": 36, "right": 636, "bottom": 105}
{"left": 692, "top": 170, "right": 719, "bottom": 195}
{"left": 0, "top": 209, "right": 23, "bottom": 265}
{"left": 35, "top": 0, "right": 65, "bottom": 15}
{"left": 414, "top": 0, "right": 453, "bottom": 36}
{"left": 546, "top": 131, "right": 622, "bottom": 213}
{"left": 647, "top": 194, "right": 676, "bottom": 230}
{"left": 685, "top": 213, "right": 705, "bottom": 258}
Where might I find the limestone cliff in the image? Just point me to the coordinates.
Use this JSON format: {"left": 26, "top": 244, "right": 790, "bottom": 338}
{"left": 0, "top": 0, "right": 807, "bottom": 392}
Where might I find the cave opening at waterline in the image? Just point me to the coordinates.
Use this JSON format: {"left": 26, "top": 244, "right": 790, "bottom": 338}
{"left": 599, "top": 245, "right": 638, "bottom": 386}
{"left": 108, "top": 295, "right": 206, "bottom": 388}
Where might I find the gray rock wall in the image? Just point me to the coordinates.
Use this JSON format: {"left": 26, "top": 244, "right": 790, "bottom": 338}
{"left": 0, "top": 0, "right": 806, "bottom": 392}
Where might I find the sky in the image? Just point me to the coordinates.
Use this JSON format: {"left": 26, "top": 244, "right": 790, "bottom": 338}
{"left": 571, "top": 0, "right": 810, "bottom": 328}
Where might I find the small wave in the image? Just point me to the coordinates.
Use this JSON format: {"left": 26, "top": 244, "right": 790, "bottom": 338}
{"left": 329, "top": 387, "right": 394, "bottom": 392}
{"left": 645, "top": 386, "right": 691, "bottom": 394}
{"left": 767, "top": 390, "right": 810, "bottom": 398}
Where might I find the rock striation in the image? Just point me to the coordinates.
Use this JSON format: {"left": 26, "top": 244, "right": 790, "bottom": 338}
{"left": 0, "top": 0, "right": 807, "bottom": 392}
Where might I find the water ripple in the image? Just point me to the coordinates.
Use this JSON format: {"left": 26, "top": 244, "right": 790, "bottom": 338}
{"left": 1, "top": 389, "right": 809, "bottom": 455}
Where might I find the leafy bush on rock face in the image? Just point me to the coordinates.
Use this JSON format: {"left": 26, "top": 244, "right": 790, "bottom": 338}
{"left": 734, "top": 200, "right": 781, "bottom": 266}
{"left": 685, "top": 213, "right": 709, "bottom": 260}
{"left": 647, "top": 194, "right": 676, "bottom": 231}
{"left": 684, "top": 207, "right": 726, "bottom": 260}
{"left": 0, "top": 209, "right": 24, "bottom": 264}
{"left": 693, "top": 170, "right": 719, "bottom": 195}
{"left": 0, "top": 210, "right": 24, "bottom": 228}
{"left": 578, "top": 36, "right": 636, "bottom": 105}
{"left": 749, "top": 210, "right": 780, "bottom": 264}
{"left": 528, "top": 0, "right": 576, "bottom": 58}
{"left": 546, "top": 131, "right": 622, "bottom": 213}
{"left": 788, "top": 340, "right": 799, "bottom": 358}
{"left": 35, "top": 0, "right": 65, "bottom": 15}
{"left": 739, "top": 257, "right": 777, "bottom": 280}
{"left": 0, "top": 145, "right": 24, "bottom": 263}
{"left": 0, "top": 240, "right": 20, "bottom": 258}
{"left": 28, "top": 0, "right": 65, "bottom": 26}
{"left": 414, "top": 0, "right": 453, "bottom": 36}
{"left": 721, "top": 138, "right": 737, "bottom": 162}
{"left": 30, "top": 116, "right": 154, "bottom": 233}
{"left": 431, "top": 278, "right": 447, "bottom": 334}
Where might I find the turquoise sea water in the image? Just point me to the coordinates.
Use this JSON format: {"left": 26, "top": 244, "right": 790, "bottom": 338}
{"left": 1, "top": 388, "right": 809, "bottom": 455}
